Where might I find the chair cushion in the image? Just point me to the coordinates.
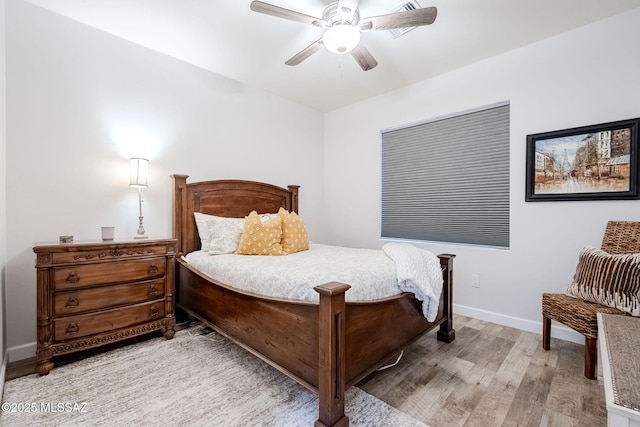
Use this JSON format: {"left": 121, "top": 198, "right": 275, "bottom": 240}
{"left": 543, "top": 293, "right": 626, "bottom": 338}
{"left": 565, "top": 246, "right": 640, "bottom": 316}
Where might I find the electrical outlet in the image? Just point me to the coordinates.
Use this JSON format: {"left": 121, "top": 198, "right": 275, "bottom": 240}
{"left": 471, "top": 275, "right": 480, "bottom": 288}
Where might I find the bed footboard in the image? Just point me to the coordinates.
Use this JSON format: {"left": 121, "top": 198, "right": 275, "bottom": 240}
{"left": 312, "top": 253, "right": 455, "bottom": 427}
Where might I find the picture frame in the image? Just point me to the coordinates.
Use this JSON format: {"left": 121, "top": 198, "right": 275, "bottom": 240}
{"left": 525, "top": 118, "right": 640, "bottom": 201}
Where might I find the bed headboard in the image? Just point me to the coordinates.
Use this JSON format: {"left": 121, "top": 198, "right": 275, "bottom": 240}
{"left": 171, "top": 175, "right": 299, "bottom": 256}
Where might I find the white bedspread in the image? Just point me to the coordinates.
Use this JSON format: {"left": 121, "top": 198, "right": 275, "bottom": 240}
{"left": 382, "top": 242, "right": 443, "bottom": 321}
{"left": 184, "top": 243, "right": 442, "bottom": 317}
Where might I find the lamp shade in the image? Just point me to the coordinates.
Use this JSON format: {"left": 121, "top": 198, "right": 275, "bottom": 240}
{"left": 322, "top": 24, "right": 361, "bottom": 54}
{"left": 129, "top": 158, "right": 149, "bottom": 188}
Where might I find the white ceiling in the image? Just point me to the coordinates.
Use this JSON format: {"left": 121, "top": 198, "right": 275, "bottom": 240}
{"left": 24, "top": 0, "right": 640, "bottom": 112}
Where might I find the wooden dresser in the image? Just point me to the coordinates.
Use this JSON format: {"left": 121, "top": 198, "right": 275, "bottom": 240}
{"left": 33, "top": 238, "right": 177, "bottom": 375}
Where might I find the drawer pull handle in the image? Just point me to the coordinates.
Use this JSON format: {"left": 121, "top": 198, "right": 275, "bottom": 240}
{"left": 147, "top": 285, "right": 158, "bottom": 296}
{"left": 147, "top": 264, "right": 159, "bottom": 276}
{"left": 149, "top": 306, "right": 159, "bottom": 318}
{"left": 67, "top": 271, "right": 80, "bottom": 283}
{"left": 65, "top": 297, "right": 79, "bottom": 308}
{"left": 66, "top": 323, "right": 79, "bottom": 335}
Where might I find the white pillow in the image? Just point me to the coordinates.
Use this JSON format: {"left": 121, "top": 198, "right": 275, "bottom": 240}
{"left": 193, "top": 212, "right": 245, "bottom": 254}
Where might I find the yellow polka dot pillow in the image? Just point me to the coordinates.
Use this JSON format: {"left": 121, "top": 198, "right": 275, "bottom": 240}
{"left": 236, "top": 211, "right": 285, "bottom": 256}
{"left": 278, "top": 207, "right": 309, "bottom": 254}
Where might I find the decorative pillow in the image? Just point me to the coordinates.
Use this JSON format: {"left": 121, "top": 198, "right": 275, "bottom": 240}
{"left": 193, "top": 212, "right": 245, "bottom": 254}
{"left": 565, "top": 245, "right": 640, "bottom": 316}
{"left": 236, "top": 211, "right": 285, "bottom": 256}
{"left": 278, "top": 207, "right": 310, "bottom": 254}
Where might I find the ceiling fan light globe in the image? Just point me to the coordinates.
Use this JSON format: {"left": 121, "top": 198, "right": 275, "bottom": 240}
{"left": 323, "top": 24, "right": 361, "bottom": 54}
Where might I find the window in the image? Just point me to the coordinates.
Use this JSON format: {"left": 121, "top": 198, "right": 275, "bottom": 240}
{"left": 381, "top": 102, "right": 510, "bottom": 248}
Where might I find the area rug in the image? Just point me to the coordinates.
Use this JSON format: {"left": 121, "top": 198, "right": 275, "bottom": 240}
{"left": 1, "top": 324, "right": 427, "bottom": 426}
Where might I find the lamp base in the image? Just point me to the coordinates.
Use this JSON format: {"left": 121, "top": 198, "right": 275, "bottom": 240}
{"left": 134, "top": 214, "right": 147, "bottom": 239}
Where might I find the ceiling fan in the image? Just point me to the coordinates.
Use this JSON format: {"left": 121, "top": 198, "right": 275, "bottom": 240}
{"left": 249, "top": 0, "right": 437, "bottom": 71}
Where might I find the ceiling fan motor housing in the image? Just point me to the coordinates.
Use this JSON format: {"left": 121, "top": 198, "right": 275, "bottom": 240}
{"left": 323, "top": 1, "right": 360, "bottom": 26}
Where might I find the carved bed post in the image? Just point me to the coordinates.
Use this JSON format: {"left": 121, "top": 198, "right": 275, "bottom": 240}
{"left": 314, "top": 282, "right": 351, "bottom": 427}
{"left": 288, "top": 185, "right": 300, "bottom": 213}
{"left": 437, "top": 254, "right": 456, "bottom": 343}
{"left": 171, "top": 174, "right": 189, "bottom": 256}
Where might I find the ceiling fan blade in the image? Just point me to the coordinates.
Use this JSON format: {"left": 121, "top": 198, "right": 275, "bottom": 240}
{"left": 360, "top": 7, "right": 437, "bottom": 31}
{"left": 250, "top": 1, "right": 324, "bottom": 27}
{"left": 337, "top": 0, "right": 360, "bottom": 22}
{"left": 350, "top": 43, "right": 378, "bottom": 71}
{"left": 285, "top": 39, "right": 324, "bottom": 66}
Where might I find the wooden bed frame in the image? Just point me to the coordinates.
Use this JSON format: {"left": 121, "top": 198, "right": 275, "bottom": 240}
{"left": 171, "top": 175, "right": 455, "bottom": 427}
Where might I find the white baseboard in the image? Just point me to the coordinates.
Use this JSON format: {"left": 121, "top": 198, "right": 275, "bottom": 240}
{"left": 7, "top": 341, "right": 35, "bottom": 363}
{"left": 453, "top": 303, "right": 584, "bottom": 345}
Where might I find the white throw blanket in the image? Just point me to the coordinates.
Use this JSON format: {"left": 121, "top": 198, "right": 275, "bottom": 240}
{"left": 382, "top": 242, "right": 443, "bottom": 321}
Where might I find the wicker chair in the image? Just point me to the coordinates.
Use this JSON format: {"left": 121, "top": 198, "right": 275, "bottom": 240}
{"left": 542, "top": 221, "right": 640, "bottom": 379}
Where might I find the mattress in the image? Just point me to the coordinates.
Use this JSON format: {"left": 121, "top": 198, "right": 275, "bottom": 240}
{"left": 183, "top": 243, "right": 400, "bottom": 303}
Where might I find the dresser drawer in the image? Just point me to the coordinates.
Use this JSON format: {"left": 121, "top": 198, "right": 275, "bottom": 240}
{"left": 53, "top": 258, "right": 165, "bottom": 290}
{"left": 53, "top": 279, "right": 165, "bottom": 316}
{"left": 52, "top": 245, "right": 168, "bottom": 264}
{"left": 53, "top": 301, "right": 166, "bottom": 341}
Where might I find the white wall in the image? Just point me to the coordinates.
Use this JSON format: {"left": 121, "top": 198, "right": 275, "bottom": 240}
{"left": 5, "top": 0, "right": 324, "bottom": 361}
{"left": 324, "top": 8, "right": 640, "bottom": 341}
{"left": 1, "top": 0, "right": 8, "bottom": 388}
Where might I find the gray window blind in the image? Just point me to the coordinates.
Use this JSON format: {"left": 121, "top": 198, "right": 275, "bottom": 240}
{"left": 381, "top": 103, "right": 510, "bottom": 248}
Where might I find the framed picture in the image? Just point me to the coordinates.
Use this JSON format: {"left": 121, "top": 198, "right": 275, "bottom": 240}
{"left": 525, "top": 118, "right": 640, "bottom": 201}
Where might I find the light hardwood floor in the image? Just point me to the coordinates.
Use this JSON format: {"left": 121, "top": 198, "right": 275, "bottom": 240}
{"left": 7, "top": 315, "right": 606, "bottom": 426}
{"left": 358, "top": 315, "right": 607, "bottom": 427}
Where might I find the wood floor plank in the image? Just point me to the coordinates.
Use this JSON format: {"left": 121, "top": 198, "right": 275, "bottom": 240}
{"left": 502, "top": 343, "right": 555, "bottom": 426}
{"left": 428, "top": 362, "right": 493, "bottom": 426}
{"left": 540, "top": 408, "right": 580, "bottom": 426}
{"left": 400, "top": 359, "right": 475, "bottom": 426}
{"left": 577, "top": 379, "right": 608, "bottom": 426}
{"left": 472, "top": 330, "right": 541, "bottom": 427}
{"left": 359, "top": 315, "right": 607, "bottom": 427}
{"left": 358, "top": 323, "right": 479, "bottom": 398}
{"left": 356, "top": 331, "right": 447, "bottom": 397}
{"left": 544, "top": 339, "right": 587, "bottom": 421}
